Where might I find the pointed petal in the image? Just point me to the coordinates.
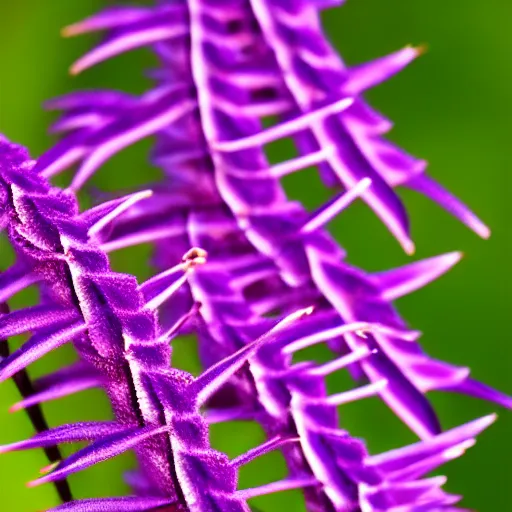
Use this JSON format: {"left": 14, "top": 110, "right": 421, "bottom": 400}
{"left": 10, "top": 372, "right": 100, "bottom": 412}
{"left": 405, "top": 174, "right": 491, "bottom": 239}
{"left": 62, "top": 7, "right": 155, "bottom": 36}
{"left": 86, "top": 190, "right": 153, "bottom": 236}
{"left": 142, "top": 270, "right": 190, "bottom": 312}
{"left": 69, "top": 100, "right": 196, "bottom": 191}
{"left": 101, "top": 223, "right": 186, "bottom": 253}
{"left": 362, "top": 352, "right": 442, "bottom": 439}
{"left": 213, "top": 97, "right": 354, "bottom": 152}
{"left": 363, "top": 476, "right": 452, "bottom": 509}
{"left": 367, "top": 414, "right": 497, "bottom": 472}
{"left": 309, "top": 347, "right": 374, "bottom": 376}
{"left": 47, "top": 496, "right": 176, "bottom": 512}
{"left": 0, "top": 305, "right": 79, "bottom": 339}
{"left": 0, "top": 422, "right": 127, "bottom": 454}
{"left": 282, "top": 322, "right": 418, "bottom": 354}
{"left": 70, "top": 23, "right": 188, "bottom": 75}
{"left": 237, "top": 477, "right": 318, "bottom": 500}
{"left": 0, "top": 266, "right": 38, "bottom": 302}
{"left": 33, "top": 362, "right": 98, "bottom": 391}
{"left": 408, "top": 358, "right": 470, "bottom": 393}
{"left": 158, "top": 303, "right": 200, "bottom": 343}
{"left": 231, "top": 436, "right": 300, "bottom": 468}
{"left": 441, "top": 378, "right": 512, "bottom": 409}
{"left": 300, "top": 178, "right": 372, "bottom": 234}
{"left": 345, "top": 46, "right": 423, "bottom": 95}
{"left": 387, "top": 439, "right": 475, "bottom": 481}
{"left": 194, "top": 307, "right": 313, "bottom": 406}
{"left": 34, "top": 132, "right": 89, "bottom": 178}
{"left": 224, "top": 146, "right": 335, "bottom": 180}
{"left": 205, "top": 408, "right": 255, "bottom": 424}
{"left": 373, "top": 252, "right": 463, "bottom": 301}
{"left": 28, "top": 425, "right": 168, "bottom": 487}
{"left": 325, "top": 380, "right": 387, "bottom": 406}
{"left": 0, "top": 322, "right": 87, "bottom": 382}
{"left": 45, "top": 90, "right": 136, "bottom": 112}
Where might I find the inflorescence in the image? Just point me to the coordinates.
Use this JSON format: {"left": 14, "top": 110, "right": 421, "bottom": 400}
{"left": 0, "top": 2, "right": 509, "bottom": 511}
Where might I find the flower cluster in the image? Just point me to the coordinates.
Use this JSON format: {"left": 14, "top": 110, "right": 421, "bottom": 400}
{"left": 0, "top": 1, "right": 508, "bottom": 511}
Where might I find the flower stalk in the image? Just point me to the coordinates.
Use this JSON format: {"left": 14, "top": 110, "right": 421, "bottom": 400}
{"left": 0, "top": 1, "right": 508, "bottom": 511}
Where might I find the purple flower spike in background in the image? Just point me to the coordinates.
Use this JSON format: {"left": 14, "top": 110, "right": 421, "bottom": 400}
{"left": 0, "top": 1, "right": 509, "bottom": 511}
{"left": 36, "top": 0, "right": 510, "bottom": 437}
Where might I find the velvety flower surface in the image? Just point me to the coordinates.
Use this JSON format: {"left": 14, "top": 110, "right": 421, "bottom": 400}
{"left": 0, "top": 138, "right": 499, "bottom": 512}
{"left": 0, "top": 138, "right": 325, "bottom": 510}
{"left": 37, "top": 0, "right": 510, "bottom": 438}
{"left": 0, "top": 0, "right": 509, "bottom": 511}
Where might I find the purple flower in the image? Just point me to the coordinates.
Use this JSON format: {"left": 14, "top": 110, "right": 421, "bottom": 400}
{"left": 36, "top": 0, "right": 509, "bottom": 437}
{"left": 0, "top": 0, "right": 508, "bottom": 510}
{"left": 48, "top": 1, "right": 490, "bottom": 249}
{"left": 0, "top": 137, "right": 323, "bottom": 510}
{"left": 0, "top": 137, "right": 499, "bottom": 511}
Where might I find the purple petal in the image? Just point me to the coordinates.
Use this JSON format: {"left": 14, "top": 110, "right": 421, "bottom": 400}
{"left": 47, "top": 496, "right": 177, "bottom": 512}
{"left": 344, "top": 46, "right": 423, "bottom": 95}
{"left": 0, "top": 422, "right": 127, "bottom": 453}
{"left": 0, "top": 305, "right": 79, "bottom": 339}
{"left": 372, "top": 252, "right": 463, "bottom": 301}
{"left": 193, "top": 307, "right": 313, "bottom": 405}
{"left": 29, "top": 425, "right": 168, "bottom": 487}
{"left": 405, "top": 174, "right": 491, "bottom": 239}
{"left": 0, "top": 322, "right": 87, "bottom": 381}
{"left": 367, "top": 414, "right": 497, "bottom": 473}
{"left": 0, "top": 266, "right": 38, "bottom": 303}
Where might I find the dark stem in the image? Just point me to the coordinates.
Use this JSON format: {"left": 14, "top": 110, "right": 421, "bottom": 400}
{"left": 0, "top": 302, "right": 72, "bottom": 502}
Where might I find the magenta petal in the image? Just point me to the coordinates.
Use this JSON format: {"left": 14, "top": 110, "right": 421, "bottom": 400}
{"left": 29, "top": 426, "right": 168, "bottom": 487}
{"left": 0, "top": 422, "right": 127, "bottom": 454}
{"left": 0, "top": 322, "right": 87, "bottom": 382}
{"left": 47, "top": 496, "right": 177, "bottom": 512}
{"left": 0, "top": 305, "right": 79, "bottom": 339}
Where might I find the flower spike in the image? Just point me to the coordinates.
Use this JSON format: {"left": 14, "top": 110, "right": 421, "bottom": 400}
{"left": 1, "top": 138, "right": 357, "bottom": 510}
{"left": 0, "top": 0, "right": 506, "bottom": 509}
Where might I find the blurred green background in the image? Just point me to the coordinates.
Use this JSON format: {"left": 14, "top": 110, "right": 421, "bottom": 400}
{"left": 0, "top": 0, "right": 510, "bottom": 510}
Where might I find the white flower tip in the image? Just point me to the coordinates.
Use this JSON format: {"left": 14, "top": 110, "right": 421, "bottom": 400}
{"left": 277, "top": 306, "right": 315, "bottom": 333}
{"left": 410, "top": 43, "right": 429, "bottom": 57}
{"left": 9, "top": 402, "right": 22, "bottom": 413}
{"left": 62, "top": 21, "right": 94, "bottom": 39}
{"left": 61, "top": 24, "right": 81, "bottom": 38}
{"left": 183, "top": 247, "right": 208, "bottom": 270}
{"left": 39, "top": 462, "right": 58, "bottom": 475}
{"left": 138, "top": 189, "right": 154, "bottom": 200}
{"left": 342, "top": 97, "right": 355, "bottom": 110}
{"left": 477, "top": 223, "right": 491, "bottom": 240}
{"left": 483, "top": 412, "right": 498, "bottom": 427}
{"left": 443, "top": 439, "right": 476, "bottom": 460}
{"left": 403, "top": 238, "right": 416, "bottom": 256}
{"left": 403, "top": 329, "right": 422, "bottom": 342}
{"left": 291, "top": 305, "right": 315, "bottom": 321}
{"left": 446, "top": 251, "right": 464, "bottom": 265}
{"left": 371, "top": 324, "right": 421, "bottom": 342}
{"left": 0, "top": 444, "right": 12, "bottom": 455}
